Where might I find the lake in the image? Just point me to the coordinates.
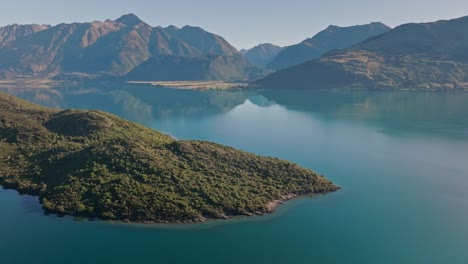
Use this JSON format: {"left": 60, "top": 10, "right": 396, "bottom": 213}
{"left": 1, "top": 87, "right": 468, "bottom": 263}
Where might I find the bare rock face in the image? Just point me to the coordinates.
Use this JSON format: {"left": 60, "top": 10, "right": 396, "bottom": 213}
{"left": 0, "top": 24, "right": 50, "bottom": 47}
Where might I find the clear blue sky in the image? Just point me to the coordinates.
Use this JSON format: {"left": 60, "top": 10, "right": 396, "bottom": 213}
{"left": 2, "top": 0, "right": 468, "bottom": 49}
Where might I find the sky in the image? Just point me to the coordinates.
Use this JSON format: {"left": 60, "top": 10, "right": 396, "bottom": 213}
{"left": 2, "top": 0, "right": 468, "bottom": 49}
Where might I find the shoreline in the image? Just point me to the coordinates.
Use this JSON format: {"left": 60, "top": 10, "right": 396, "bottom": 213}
{"left": 0, "top": 184, "right": 339, "bottom": 225}
{"left": 125, "top": 80, "right": 247, "bottom": 90}
{"left": 1, "top": 77, "right": 468, "bottom": 92}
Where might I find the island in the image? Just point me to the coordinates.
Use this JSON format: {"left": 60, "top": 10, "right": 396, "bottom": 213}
{"left": 0, "top": 92, "right": 339, "bottom": 223}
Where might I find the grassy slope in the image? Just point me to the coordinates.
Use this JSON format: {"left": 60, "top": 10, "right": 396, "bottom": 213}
{"left": 0, "top": 92, "right": 338, "bottom": 223}
{"left": 256, "top": 50, "right": 468, "bottom": 90}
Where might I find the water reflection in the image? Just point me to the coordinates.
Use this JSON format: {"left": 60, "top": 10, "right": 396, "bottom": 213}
{"left": 260, "top": 90, "right": 468, "bottom": 139}
{"left": 19, "top": 194, "right": 43, "bottom": 214}
{"left": 2, "top": 85, "right": 468, "bottom": 140}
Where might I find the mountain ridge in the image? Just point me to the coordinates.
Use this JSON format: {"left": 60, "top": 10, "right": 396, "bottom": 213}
{"left": 268, "top": 22, "right": 391, "bottom": 70}
{"left": 254, "top": 15, "right": 468, "bottom": 91}
{"left": 0, "top": 14, "right": 253, "bottom": 81}
{"left": 0, "top": 24, "right": 50, "bottom": 47}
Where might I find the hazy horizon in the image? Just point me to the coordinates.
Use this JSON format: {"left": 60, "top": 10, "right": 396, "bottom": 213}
{"left": 2, "top": 0, "right": 468, "bottom": 49}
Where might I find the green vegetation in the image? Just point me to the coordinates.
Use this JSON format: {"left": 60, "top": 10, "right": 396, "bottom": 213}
{"left": 0, "top": 92, "right": 338, "bottom": 223}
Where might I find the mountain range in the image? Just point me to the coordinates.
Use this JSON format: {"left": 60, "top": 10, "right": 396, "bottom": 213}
{"left": 255, "top": 15, "right": 468, "bottom": 91}
{"left": 268, "top": 22, "right": 391, "bottom": 70}
{"left": 2, "top": 14, "right": 468, "bottom": 91}
{"left": 0, "top": 14, "right": 262, "bottom": 81}
{"left": 0, "top": 15, "right": 394, "bottom": 82}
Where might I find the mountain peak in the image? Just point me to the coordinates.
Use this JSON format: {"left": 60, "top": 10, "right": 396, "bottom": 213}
{"left": 244, "top": 43, "right": 283, "bottom": 67}
{"left": 164, "top": 25, "right": 180, "bottom": 31}
{"left": 255, "top": 43, "right": 280, "bottom": 48}
{"left": 325, "top": 25, "right": 339, "bottom": 30}
{"left": 180, "top": 25, "right": 204, "bottom": 32}
{"left": 116, "top": 13, "right": 142, "bottom": 26}
{"left": 324, "top": 22, "right": 390, "bottom": 31}
{"left": 369, "top": 22, "right": 391, "bottom": 29}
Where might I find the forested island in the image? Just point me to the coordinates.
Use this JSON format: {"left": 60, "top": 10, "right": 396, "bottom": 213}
{"left": 0, "top": 92, "right": 338, "bottom": 223}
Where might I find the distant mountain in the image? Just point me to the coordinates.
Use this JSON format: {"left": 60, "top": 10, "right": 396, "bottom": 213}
{"left": 0, "top": 24, "right": 50, "bottom": 47}
{"left": 124, "top": 54, "right": 262, "bottom": 81}
{"left": 0, "top": 14, "right": 256, "bottom": 81}
{"left": 243, "top": 43, "right": 283, "bottom": 67}
{"left": 254, "top": 16, "right": 468, "bottom": 91}
{"left": 268, "top": 22, "right": 391, "bottom": 70}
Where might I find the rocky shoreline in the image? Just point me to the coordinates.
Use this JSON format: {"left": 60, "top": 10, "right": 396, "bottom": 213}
{"left": 116, "top": 191, "right": 339, "bottom": 224}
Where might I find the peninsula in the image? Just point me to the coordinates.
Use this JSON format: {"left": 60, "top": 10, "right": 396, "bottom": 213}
{"left": 0, "top": 92, "right": 338, "bottom": 223}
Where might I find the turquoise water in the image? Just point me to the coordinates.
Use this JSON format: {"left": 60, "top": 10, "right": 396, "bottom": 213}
{"left": 1, "top": 88, "right": 468, "bottom": 263}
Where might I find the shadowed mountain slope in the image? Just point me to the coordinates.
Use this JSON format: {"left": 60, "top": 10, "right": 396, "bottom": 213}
{"left": 124, "top": 54, "right": 262, "bottom": 81}
{"left": 243, "top": 43, "right": 283, "bottom": 67}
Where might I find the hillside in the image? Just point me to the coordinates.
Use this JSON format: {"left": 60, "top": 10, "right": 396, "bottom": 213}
{"left": 163, "top": 25, "right": 239, "bottom": 56}
{"left": 124, "top": 54, "right": 263, "bottom": 81}
{"left": 268, "top": 22, "right": 390, "bottom": 70}
{"left": 244, "top": 43, "right": 283, "bottom": 67}
{"left": 0, "top": 92, "right": 338, "bottom": 223}
{"left": 0, "top": 14, "right": 256, "bottom": 81}
{"left": 255, "top": 16, "right": 468, "bottom": 91}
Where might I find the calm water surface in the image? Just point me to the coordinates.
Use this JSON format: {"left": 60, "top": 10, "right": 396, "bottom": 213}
{"left": 1, "top": 88, "right": 468, "bottom": 263}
